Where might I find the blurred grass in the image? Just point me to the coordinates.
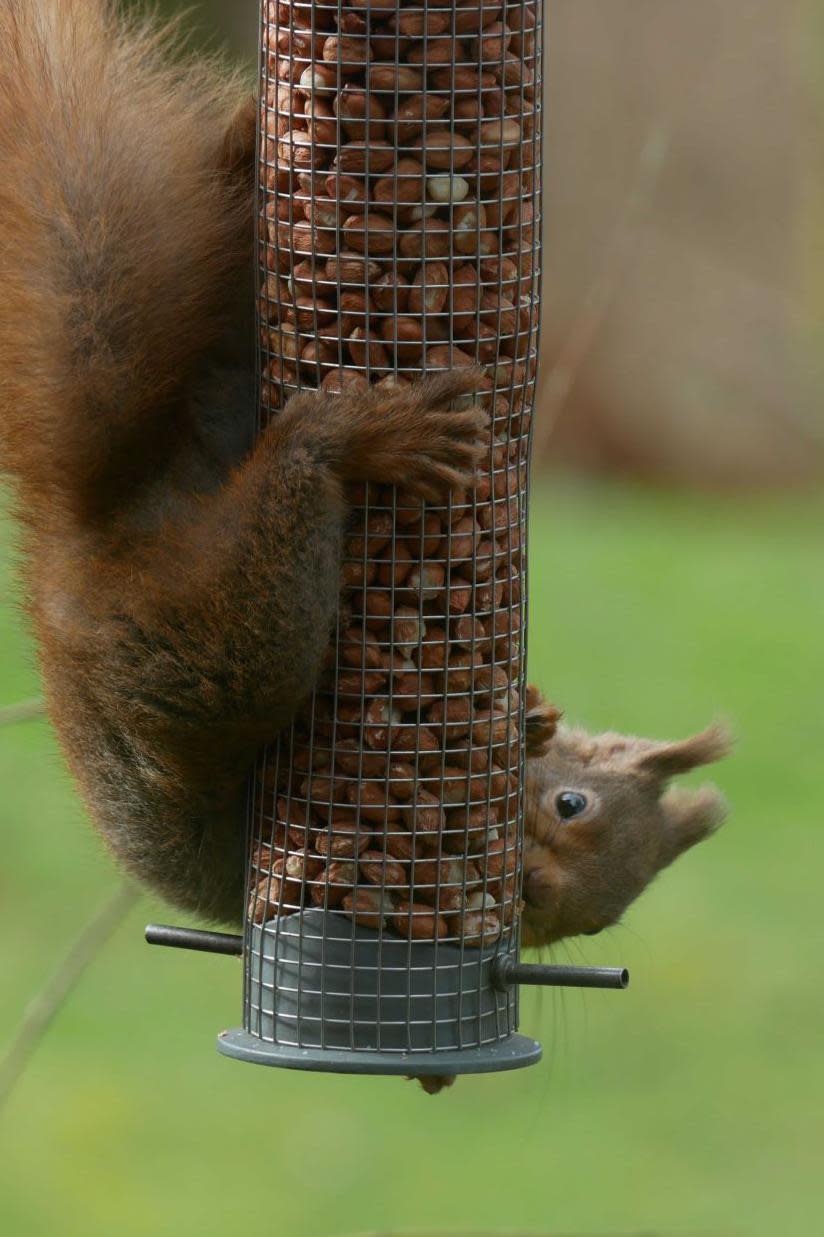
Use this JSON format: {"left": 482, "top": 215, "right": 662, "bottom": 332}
{"left": 0, "top": 477, "right": 821, "bottom": 1237}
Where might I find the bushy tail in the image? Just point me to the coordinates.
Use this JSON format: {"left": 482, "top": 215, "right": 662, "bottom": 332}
{"left": 0, "top": 0, "right": 253, "bottom": 526}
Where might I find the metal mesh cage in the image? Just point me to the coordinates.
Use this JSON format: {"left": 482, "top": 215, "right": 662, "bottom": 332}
{"left": 225, "top": 0, "right": 544, "bottom": 1074}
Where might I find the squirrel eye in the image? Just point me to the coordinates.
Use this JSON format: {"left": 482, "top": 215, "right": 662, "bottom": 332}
{"left": 555, "top": 791, "right": 588, "bottom": 820}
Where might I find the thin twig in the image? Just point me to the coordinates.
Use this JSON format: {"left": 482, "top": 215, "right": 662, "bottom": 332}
{"left": 0, "top": 697, "right": 45, "bottom": 727}
{"left": 534, "top": 123, "right": 670, "bottom": 458}
{"left": 0, "top": 882, "right": 140, "bottom": 1112}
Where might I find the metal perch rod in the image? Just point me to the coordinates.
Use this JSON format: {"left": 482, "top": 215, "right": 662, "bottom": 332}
{"left": 146, "top": 925, "right": 629, "bottom": 991}
{"left": 145, "top": 925, "right": 243, "bottom": 956}
{"left": 492, "top": 957, "right": 629, "bottom": 991}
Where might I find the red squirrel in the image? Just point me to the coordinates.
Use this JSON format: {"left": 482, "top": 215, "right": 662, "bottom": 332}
{"left": 0, "top": 2, "right": 729, "bottom": 945}
{"left": 0, "top": 0, "right": 487, "bottom": 923}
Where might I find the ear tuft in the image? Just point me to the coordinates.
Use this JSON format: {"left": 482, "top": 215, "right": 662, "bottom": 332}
{"left": 659, "top": 783, "right": 729, "bottom": 866}
{"left": 525, "top": 685, "right": 562, "bottom": 757}
{"left": 636, "top": 722, "right": 733, "bottom": 780}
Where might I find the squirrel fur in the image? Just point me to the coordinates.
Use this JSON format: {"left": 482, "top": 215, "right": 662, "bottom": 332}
{"left": 0, "top": 0, "right": 486, "bottom": 923}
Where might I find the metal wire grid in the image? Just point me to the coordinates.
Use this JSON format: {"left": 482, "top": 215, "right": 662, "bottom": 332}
{"left": 246, "top": 0, "right": 542, "bottom": 1056}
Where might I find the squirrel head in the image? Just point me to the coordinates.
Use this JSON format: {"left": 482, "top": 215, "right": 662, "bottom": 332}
{"left": 521, "top": 690, "right": 731, "bottom": 948}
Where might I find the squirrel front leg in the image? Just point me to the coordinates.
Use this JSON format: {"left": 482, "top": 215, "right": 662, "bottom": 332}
{"left": 144, "top": 370, "right": 488, "bottom": 748}
{"left": 59, "top": 373, "right": 486, "bottom": 922}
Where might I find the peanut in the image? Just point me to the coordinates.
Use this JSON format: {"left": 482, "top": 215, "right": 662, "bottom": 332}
{"left": 343, "top": 888, "right": 393, "bottom": 930}
{"left": 335, "top": 86, "right": 387, "bottom": 141}
{"left": 310, "top": 859, "right": 357, "bottom": 908}
{"left": 392, "top": 901, "right": 449, "bottom": 941}
{"left": 452, "top": 909, "right": 501, "bottom": 947}
{"left": 314, "top": 819, "right": 373, "bottom": 859}
{"left": 359, "top": 850, "right": 409, "bottom": 891}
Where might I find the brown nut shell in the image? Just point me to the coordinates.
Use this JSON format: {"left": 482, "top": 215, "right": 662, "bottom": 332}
{"left": 333, "top": 140, "right": 395, "bottom": 175}
{"left": 408, "top": 262, "right": 449, "bottom": 316}
{"left": 310, "top": 859, "right": 357, "bottom": 908}
{"left": 335, "top": 86, "right": 387, "bottom": 140}
{"left": 314, "top": 819, "right": 373, "bottom": 859}
{"left": 392, "top": 901, "right": 449, "bottom": 940}
{"left": 343, "top": 211, "right": 396, "bottom": 256}
{"left": 359, "top": 850, "right": 409, "bottom": 890}
{"left": 342, "top": 888, "right": 392, "bottom": 930}
{"left": 451, "top": 909, "right": 502, "bottom": 947}
{"left": 372, "top": 271, "right": 410, "bottom": 314}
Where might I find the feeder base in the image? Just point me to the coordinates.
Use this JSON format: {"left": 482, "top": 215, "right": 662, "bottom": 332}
{"left": 217, "top": 1028, "right": 541, "bottom": 1076}
{"left": 218, "top": 909, "right": 540, "bottom": 1075}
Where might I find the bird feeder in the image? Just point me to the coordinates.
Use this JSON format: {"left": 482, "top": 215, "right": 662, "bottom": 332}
{"left": 147, "top": 0, "right": 628, "bottom": 1079}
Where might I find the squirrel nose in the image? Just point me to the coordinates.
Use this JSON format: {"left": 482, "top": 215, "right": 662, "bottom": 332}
{"left": 524, "top": 866, "right": 553, "bottom": 908}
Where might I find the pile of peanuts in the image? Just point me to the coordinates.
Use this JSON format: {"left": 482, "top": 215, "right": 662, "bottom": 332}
{"left": 260, "top": 0, "right": 539, "bottom": 397}
{"left": 251, "top": 0, "right": 541, "bottom": 946}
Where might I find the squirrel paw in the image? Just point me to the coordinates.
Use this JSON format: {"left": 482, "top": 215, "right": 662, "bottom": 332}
{"left": 324, "top": 370, "right": 490, "bottom": 502}
{"left": 525, "top": 685, "right": 562, "bottom": 757}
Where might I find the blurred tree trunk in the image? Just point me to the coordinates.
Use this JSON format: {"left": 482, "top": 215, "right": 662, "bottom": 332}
{"left": 540, "top": 0, "right": 822, "bottom": 487}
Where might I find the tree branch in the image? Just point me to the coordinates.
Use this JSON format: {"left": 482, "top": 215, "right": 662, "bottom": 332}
{"left": 0, "top": 697, "right": 45, "bottom": 727}
{"left": 534, "top": 123, "right": 670, "bottom": 458}
{"left": 0, "top": 883, "right": 140, "bottom": 1111}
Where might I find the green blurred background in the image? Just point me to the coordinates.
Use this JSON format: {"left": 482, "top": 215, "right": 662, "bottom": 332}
{"left": 1, "top": 2, "right": 822, "bottom": 1236}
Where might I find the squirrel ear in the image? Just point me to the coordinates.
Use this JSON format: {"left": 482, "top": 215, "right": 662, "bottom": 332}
{"left": 525, "top": 686, "right": 561, "bottom": 757}
{"left": 635, "top": 723, "right": 732, "bottom": 780}
{"left": 659, "top": 784, "right": 729, "bottom": 865}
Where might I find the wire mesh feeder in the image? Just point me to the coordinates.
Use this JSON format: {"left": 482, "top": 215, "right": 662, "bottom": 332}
{"left": 147, "top": 0, "right": 628, "bottom": 1076}
{"left": 232, "top": 0, "right": 541, "bottom": 1075}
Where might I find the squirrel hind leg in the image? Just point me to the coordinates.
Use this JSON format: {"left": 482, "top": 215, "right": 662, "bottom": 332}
{"left": 0, "top": 0, "right": 254, "bottom": 522}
